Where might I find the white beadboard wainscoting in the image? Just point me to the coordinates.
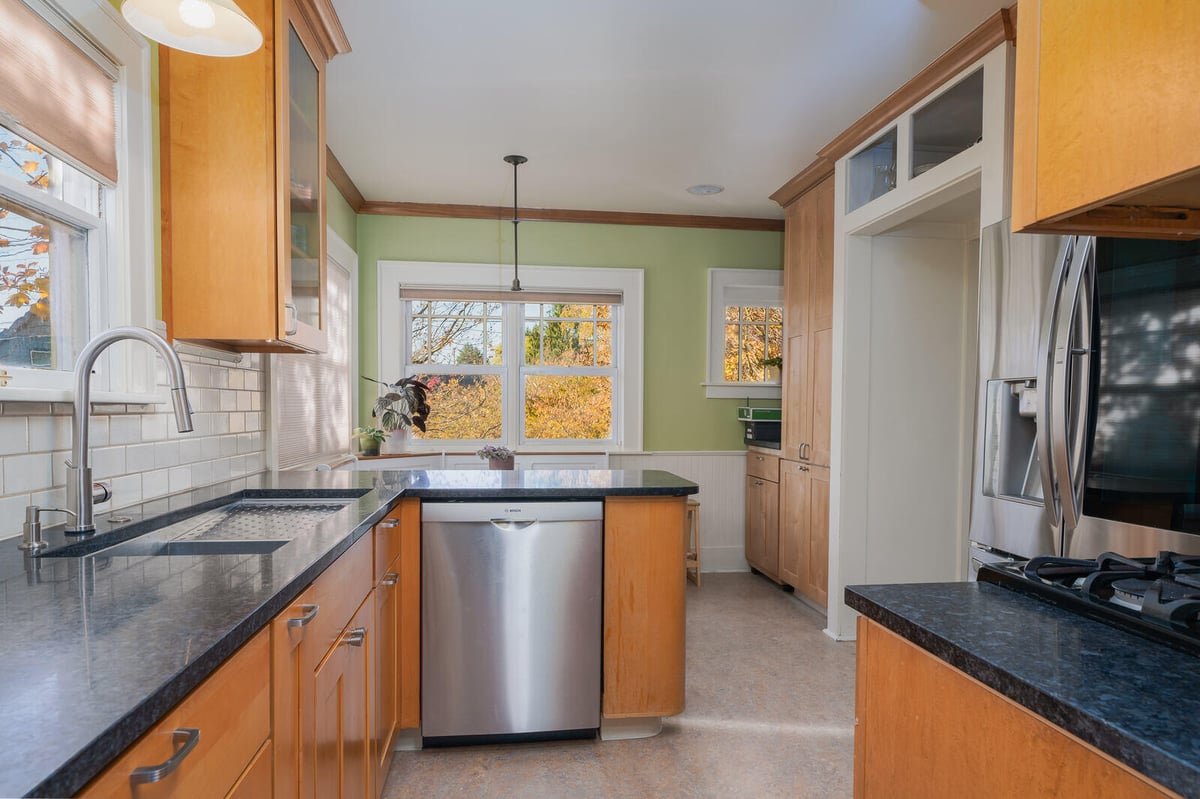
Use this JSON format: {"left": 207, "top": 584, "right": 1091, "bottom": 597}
{"left": 610, "top": 451, "right": 748, "bottom": 573}
{"left": 347, "top": 450, "right": 749, "bottom": 572}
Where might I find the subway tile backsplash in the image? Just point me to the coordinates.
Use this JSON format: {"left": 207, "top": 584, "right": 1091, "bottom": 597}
{"left": 0, "top": 352, "right": 267, "bottom": 540}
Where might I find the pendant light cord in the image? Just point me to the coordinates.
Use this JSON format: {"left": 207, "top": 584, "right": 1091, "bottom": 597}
{"left": 504, "top": 154, "right": 527, "bottom": 292}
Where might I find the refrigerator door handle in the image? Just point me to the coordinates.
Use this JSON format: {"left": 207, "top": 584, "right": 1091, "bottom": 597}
{"left": 1036, "top": 236, "right": 1075, "bottom": 533}
{"left": 1049, "top": 236, "right": 1094, "bottom": 534}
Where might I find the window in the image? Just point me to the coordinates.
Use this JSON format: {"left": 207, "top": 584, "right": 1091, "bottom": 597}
{"left": 0, "top": 0, "right": 156, "bottom": 400}
{"left": 378, "top": 262, "right": 643, "bottom": 451}
{"left": 706, "top": 268, "right": 783, "bottom": 399}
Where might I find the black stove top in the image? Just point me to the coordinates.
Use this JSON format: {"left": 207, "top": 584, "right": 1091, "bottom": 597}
{"left": 978, "top": 551, "right": 1200, "bottom": 656}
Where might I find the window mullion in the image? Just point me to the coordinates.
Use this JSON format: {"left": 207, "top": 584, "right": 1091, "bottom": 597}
{"left": 505, "top": 302, "right": 522, "bottom": 447}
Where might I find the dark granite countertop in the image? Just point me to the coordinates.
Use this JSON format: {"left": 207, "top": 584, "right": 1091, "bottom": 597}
{"left": 0, "top": 468, "right": 696, "bottom": 798}
{"left": 846, "top": 582, "right": 1200, "bottom": 799}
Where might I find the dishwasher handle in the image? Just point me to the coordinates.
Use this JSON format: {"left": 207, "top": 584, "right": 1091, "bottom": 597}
{"left": 489, "top": 519, "right": 537, "bottom": 530}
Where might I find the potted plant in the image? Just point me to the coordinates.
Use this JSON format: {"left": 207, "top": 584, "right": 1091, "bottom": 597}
{"left": 762, "top": 356, "right": 783, "bottom": 383}
{"left": 362, "top": 376, "right": 431, "bottom": 453}
{"left": 352, "top": 426, "right": 387, "bottom": 457}
{"left": 477, "top": 444, "right": 515, "bottom": 471}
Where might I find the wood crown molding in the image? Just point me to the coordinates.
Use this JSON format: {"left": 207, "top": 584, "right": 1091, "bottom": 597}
{"left": 771, "top": 5, "right": 1017, "bottom": 208}
{"left": 293, "top": 0, "right": 351, "bottom": 61}
{"left": 357, "top": 201, "right": 785, "bottom": 232}
{"left": 326, "top": 146, "right": 365, "bottom": 211}
{"left": 325, "top": 154, "right": 782, "bottom": 231}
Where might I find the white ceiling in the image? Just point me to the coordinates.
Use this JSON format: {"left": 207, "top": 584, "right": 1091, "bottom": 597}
{"left": 326, "top": 0, "right": 1004, "bottom": 219}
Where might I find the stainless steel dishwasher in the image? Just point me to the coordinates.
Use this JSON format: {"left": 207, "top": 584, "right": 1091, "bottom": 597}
{"left": 421, "top": 501, "right": 603, "bottom": 744}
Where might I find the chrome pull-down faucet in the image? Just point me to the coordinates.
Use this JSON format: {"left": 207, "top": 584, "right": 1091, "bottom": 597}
{"left": 65, "top": 327, "right": 193, "bottom": 534}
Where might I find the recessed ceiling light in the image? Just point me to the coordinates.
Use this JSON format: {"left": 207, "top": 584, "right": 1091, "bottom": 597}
{"left": 687, "top": 184, "right": 724, "bottom": 196}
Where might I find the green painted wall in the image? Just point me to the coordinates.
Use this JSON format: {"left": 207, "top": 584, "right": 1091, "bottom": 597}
{"left": 356, "top": 215, "right": 783, "bottom": 451}
{"left": 326, "top": 178, "right": 357, "bottom": 251}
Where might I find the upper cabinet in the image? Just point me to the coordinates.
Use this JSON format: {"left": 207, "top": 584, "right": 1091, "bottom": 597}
{"left": 161, "top": 0, "right": 350, "bottom": 352}
{"left": 1012, "top": 0, "right": 1200, "bottom": 238}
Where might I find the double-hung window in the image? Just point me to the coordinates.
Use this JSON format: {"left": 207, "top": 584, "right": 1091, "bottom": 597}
{"left": 378, "top": 262, "right": 644, "bottom": 451}
{"left": 0, "top": 0, "right": 156, "bottom": 400}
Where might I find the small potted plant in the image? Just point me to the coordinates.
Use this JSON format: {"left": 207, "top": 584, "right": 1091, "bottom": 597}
{"left": 362, "top": 375, "right": 431, "bottom": 453}
{"left": 477, "top": 444, "right": 515, "bottom": 471}
{"left": 762, "top": 356, "right": 783, "bottom": 383}
{"left": 352, "top": 426, "right": 387, "bottom": 457}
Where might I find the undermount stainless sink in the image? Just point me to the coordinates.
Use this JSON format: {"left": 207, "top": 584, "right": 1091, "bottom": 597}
{"left": 43, "top": 494, "right": 362, "bottom": 558}
{"left": 97, "top": 538, "right": 290, "bottom": 557}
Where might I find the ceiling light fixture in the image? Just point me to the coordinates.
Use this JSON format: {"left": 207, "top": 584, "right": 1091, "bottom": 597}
{"left": 504, "top": 154, "right": 528, "bottom": 292}
{"left": 121, "top": 0, "right": 263, "bottom": 57}
{"left": 687, "top": 184, "right": 725, "bottom": 196}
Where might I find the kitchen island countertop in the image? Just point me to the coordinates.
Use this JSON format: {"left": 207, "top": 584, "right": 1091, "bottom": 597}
{"left": 847, "top": 581, "right": 1200, "bottom": 799}
{"left": 0, "top": 468, "right": 696, "bottom": 798}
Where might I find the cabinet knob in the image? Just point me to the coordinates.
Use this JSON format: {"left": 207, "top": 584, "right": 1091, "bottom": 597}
{"left": 286, "top": 603, "right": 320, "bottom": 628}
{"left": 382, "top": 572, "right": 399, "bottom": 586}
{"left": 343, "top": 626, "right": 367, "bottom": 647}
{"left": 129, "top": 728, "right": 200, "bottom": 785}
{"left": 754, "top": 480, "right": 764, "bottom": 486}
{"left": 378, "top": 518, "right": 400, "bottom": 529}
{"left": 755, "top": 455, "right": 764, "bottom": 461}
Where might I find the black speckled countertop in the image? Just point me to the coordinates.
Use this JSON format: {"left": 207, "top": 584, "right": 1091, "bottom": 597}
{"left": 0, "top": 468, "right": 696, "bottom": 798}
{"left": 846, "top": 582, "right": 1200, "bottom": 799}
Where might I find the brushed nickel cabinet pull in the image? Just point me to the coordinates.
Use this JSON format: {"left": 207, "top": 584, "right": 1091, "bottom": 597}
{"left": 378, "top": 518, "right": 400, "bottom": 528}
{"left": 382, "top": 572, "right": 399, "bottom": 586}
{"left": 129, "top": 728, "right": 200, "bottom": 785}
{"left": 287, "top": 603, "right": 320, "bottom": 628}
{"left": 343, "top": 626, "right": 367, "bottom": 647}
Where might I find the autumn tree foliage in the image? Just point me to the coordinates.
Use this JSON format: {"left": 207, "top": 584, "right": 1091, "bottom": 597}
{"left": 406, "top": 301, "right": 613, "bottom": 441}
{"left": 0, "top": 137, "right": 52, "bottom": 324}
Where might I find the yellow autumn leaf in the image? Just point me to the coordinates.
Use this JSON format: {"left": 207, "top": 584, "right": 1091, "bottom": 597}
{"left": 32, "top": 174, "right": 48, "bottom": 188}
{"left": 32, "top": 242, "right": 48, "bottom": 255}
{"left": 29, "top": 225, "right": 48, "bottom": 239}
{"left": 4, "top": 294, "right": 29, "bottom": 307}
{"left": 30, "top": 299, "right": 50, "bottom": 321}
{"left": 25, "top": 143, "right": 44, "bottom": 155}
{"left": 21, "top": 161, "right": 38, "bottom": 174}
{"left": 0, "top": 239, "right": 8, "bottom": 247}
{"left": 34, "top": 276, "right": 49, "bottom": 293}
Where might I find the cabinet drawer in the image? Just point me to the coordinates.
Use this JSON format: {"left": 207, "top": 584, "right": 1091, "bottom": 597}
{"left": 82, "top": 628, "right": 270, "bottom": 798}
{"left": 746, "top": 450, "right": 780, "bottom": 482}
{"left": 307, "top": 533, "right": 373, "bottom": 669}
{"left": 374, "top": 498, "right": 418, "bottom": 584}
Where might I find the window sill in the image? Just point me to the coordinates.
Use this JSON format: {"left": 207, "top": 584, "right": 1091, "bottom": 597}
{"left": 702, "top": 382, "right": 782, "bottom": 400}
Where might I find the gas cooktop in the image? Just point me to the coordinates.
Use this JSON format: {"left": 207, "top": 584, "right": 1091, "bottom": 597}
{"left": 978, "top": 551, "right": 1200, "bottom": 656}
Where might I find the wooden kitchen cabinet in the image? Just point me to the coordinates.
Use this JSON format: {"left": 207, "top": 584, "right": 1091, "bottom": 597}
{"left": 271, "top": 531, "right": 372, "bottom": 799}
{"left": 313, "top": 596, "right": 373, "bottom": 799}
{"left": 370, "top": 498, "right": 417, "bottom": 797}
{"left": 854, "top": 618, "right": 1180, "bottom": 799}
{"left": 160, "top": 0, "right": 350, "bottom": 352}
{"left": 781, "top": 175, "right": 833, "bottom": 466}
{"left": 82, "top": 629, "right": 271, "bottom": 798}
{"left": 602, "top": 497, "right": 687, "bottom": 719}
{"left": 1012, "top": 0, "right": 1200, "bottom": 237}
{"left": 744, "top": 465, "right": 780, "bottom": 581}
{"left": 779, "top": 461, "right": 830, "bottom": 606}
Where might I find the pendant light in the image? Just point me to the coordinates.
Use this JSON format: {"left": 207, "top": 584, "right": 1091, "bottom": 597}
{"left": 122, "top": 0, "right": 263, "bottom": 57}
{"left": 504, "top": 154, "right": 527, "bottom": 292}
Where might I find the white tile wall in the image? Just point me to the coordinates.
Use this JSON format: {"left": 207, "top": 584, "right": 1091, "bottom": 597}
{"left": 0, "top": 352, "right": 267, "bottom": 540}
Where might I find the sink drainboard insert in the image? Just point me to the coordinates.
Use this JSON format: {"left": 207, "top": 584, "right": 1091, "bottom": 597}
{"left": 157, "top": 501, "right": 348, "bottom": 543}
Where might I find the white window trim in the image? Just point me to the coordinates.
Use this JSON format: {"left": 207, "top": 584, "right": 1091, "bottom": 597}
{"left": 0, "top": 0, "right": 157, "bottom": 403}
{"left": 705, "top": 268, "right": 783, "bottom": 399}
{"left": 377, "top": 260, "right": 644, "bottom": 452}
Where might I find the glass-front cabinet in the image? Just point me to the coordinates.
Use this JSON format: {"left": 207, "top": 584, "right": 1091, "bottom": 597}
{"left": 280, "top": 11, "right": 327, "bottom": 352}
{"left": 161, "top": 0, "right": 344, "bottom": 354}
{"left": 846, "top": 128, "right": 897, "bottom": 213}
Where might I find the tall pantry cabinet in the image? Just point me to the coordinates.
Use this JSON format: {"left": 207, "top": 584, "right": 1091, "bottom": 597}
{"left": 746, "top": 175, "right": 833, "bottom": 607}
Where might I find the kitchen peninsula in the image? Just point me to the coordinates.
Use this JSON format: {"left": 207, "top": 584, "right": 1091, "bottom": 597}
{"left": 0, "top": 469, "right": 697, "bottom": 798}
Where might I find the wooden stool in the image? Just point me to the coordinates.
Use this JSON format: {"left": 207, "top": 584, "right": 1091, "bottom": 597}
{"left": 685, "top": 498, "right": 701, "bottom": 587}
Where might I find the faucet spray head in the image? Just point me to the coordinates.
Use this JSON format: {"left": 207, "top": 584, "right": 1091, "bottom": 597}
{"left": 170, "top": 387, "right": 194, "bottom": 433}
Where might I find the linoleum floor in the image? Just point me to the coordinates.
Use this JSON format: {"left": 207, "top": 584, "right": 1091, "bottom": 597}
{"left": 383, "top": 572, "right": 857, "bottom": 798}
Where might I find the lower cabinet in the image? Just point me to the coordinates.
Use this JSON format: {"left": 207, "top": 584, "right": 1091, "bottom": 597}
{"left": 82, "top": 628, "right": 271, "bottom": 798}
{"left": 779, "top": 461, "right": 830, "bottom": 606}
{"left": 313, "top": 596, "right": 373, "bottom": 799}
{"left": 745, "top": 473, "right": 780, "bottom": 580}
{"left": 372, "top": 551, "right": 401, "bottom": 796}
{"left": 855, "top": 618, "right": 1178, "bottom": 799}
{"left": 746, "top": 450, "right": 829, "bottom": 606}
